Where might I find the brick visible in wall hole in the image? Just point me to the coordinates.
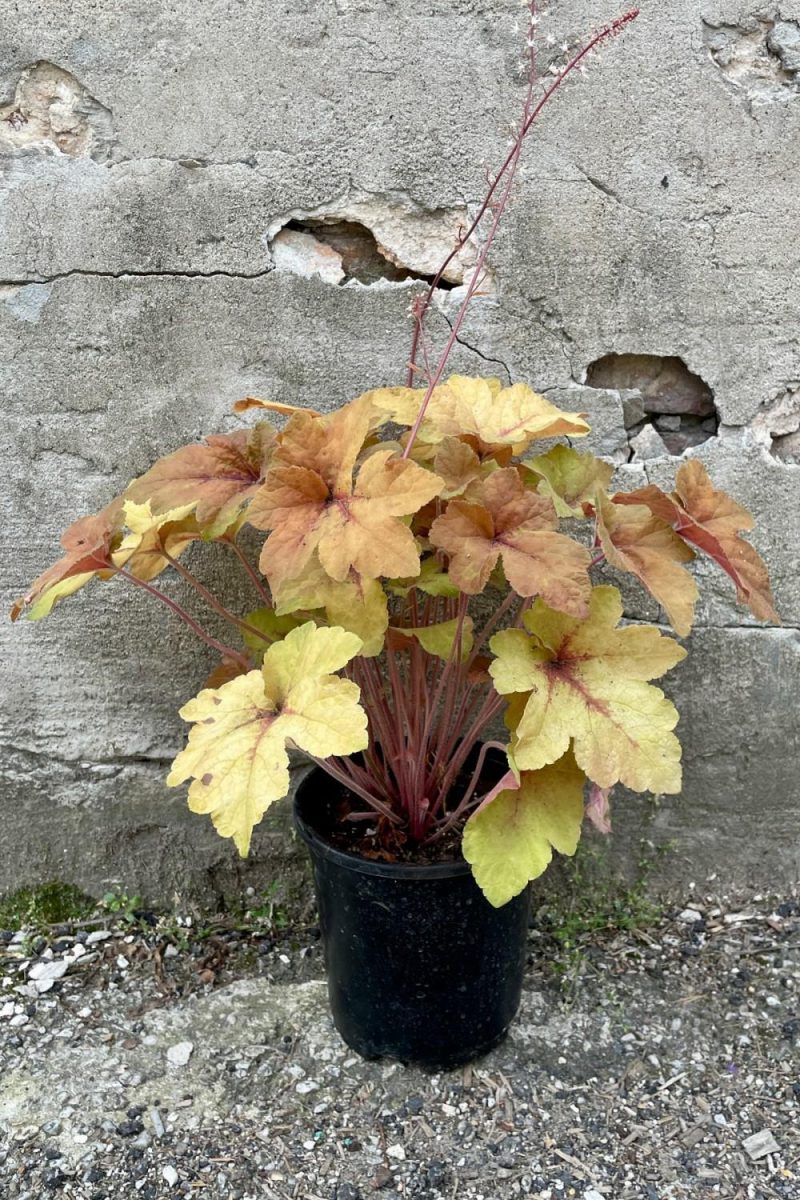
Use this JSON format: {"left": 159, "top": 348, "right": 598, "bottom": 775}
{"left": 585, "top": 353, "right": 719, "bottom": 459}
{"left": 266, "top": 196, "right": 487, "bottom": 291}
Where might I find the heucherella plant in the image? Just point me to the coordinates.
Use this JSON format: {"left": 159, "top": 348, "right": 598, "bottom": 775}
{"left": 12, "top": 376, "right": 777, "bottom": 904}
{"left": 10, "top": 5, "right": 779, "bottom": 905}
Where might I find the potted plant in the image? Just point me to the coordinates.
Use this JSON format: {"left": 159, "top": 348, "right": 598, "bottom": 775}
{"left": 12, "top": 6, "right": 777, "bottom": 1068}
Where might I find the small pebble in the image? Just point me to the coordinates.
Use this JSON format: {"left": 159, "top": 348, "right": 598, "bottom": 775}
{"left": 85, "top": 930, "right": 112, "bottom": 946}
{"left": 742, "top": 1129, "right": 780, "bottom": 1160}
{"left": 166, "top": 1041, "right": 194, "bottom": 1067}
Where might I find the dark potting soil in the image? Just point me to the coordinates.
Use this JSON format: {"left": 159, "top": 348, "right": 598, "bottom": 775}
{"left": 307, "top": 747, "right": 508, "bottom": 866}
{"left": 322, "top": 789, "right": 466, "bottom": 865}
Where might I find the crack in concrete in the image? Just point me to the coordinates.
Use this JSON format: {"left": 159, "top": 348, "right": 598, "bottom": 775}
{"left": 438, "top": 308, "right": 512, "bottom": 383}
{"left": 619, "top": 617, "right": 798, "bottom": 633}
{"left": 2, "top": 744, "right": 176, "bottom": 772}
{"left": 0, "top": 266, "right": 275, "bottom": 285}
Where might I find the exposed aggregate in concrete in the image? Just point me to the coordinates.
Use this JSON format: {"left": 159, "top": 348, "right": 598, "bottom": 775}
{"left": 0, "top": 892, "right": 798, "bottom": 1199}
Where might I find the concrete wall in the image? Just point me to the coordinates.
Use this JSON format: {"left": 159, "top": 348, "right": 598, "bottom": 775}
{"left": 2, "top": 1, "right": 798, "bottom": 904}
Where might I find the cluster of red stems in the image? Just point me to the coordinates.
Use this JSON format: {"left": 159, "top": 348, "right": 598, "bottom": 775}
{"left": 299, "top": 5, "right": 640, "bottom": 841}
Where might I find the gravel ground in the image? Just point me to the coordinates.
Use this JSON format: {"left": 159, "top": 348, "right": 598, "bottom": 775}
{"left": 1, "top": 892, "right": 798, "bottom": 1200}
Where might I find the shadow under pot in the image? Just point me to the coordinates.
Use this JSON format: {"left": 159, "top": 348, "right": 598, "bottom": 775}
{"left": 293, "top": 762, "right": 531, "bottom": 1070}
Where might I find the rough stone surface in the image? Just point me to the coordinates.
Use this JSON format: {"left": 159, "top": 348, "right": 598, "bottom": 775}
{"left": 1, "top": 899, "right": 798, "bottom": 1198}
{"left": 1, "top": 1, "right": 798, "bottom": 901}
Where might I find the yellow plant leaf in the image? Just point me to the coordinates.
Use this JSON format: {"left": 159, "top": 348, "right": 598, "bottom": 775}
{"left": 595, "top": 491, "right": 698, "bottom": 637}
{"left": 168, "top": 623, "right": 368, "bottom": 855}
{"left": 113, "top": 500, "right": 200, "bottom": 581}
{"left": 390, "top": 616, "right": 474, "bottom": 662}
{"left": 370, "top": 375, "right": 590, "bottom": 456}
{"left": 25, "top": 571, "right": 97, "bottom": 621}
{"left": 523, "top": 445, "right": 614, "bottom": 517}
{"left": 430, "top": 468, "right": 591, "bottom": 615}
{"left": 489, "top": 586, "right": 686, "bottom": 794}
{"left": 272, "top": 557, "right": 389, "bottom": 657}
{"left": 319, "top": 576, "right": 389, "bottom": 657}
{"left": 463, "top": 753, "right": 586, "bottom": 907}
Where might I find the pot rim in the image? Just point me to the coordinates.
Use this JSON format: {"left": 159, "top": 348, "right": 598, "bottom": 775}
{"left": 293, "top": 765, "right": 475, "bottom": 881}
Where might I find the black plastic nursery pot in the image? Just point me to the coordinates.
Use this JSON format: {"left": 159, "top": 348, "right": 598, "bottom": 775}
{"left": 294, "top": 766, "right": 531, "bottom": 1070}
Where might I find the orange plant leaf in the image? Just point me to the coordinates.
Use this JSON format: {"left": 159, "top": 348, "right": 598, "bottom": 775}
{"left": 233, "top": 396, "right": 322, "bottom": 417}
{"left": 614, "top": 459, "right": 778, "bottom": 622}
{"left": 11, "top": 498, "right": 124, "bottom": 621}
{"left": 125, "top": 423, "right": 276, "bottom": 536}
{"left": 430, "top": 468, "right": 591, "bottom": 616}
{"left": 249, "top": 397, "right": 442, "bottom": 592}
{"left": 595, "top": 491, "right": 698, "bottom": 637}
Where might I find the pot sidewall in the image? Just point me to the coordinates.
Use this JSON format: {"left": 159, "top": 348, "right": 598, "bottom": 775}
{"left": 294, "top": 766, "right": 530, "bottom": 1069}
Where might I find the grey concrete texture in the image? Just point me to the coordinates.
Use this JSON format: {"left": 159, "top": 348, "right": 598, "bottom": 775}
{"left": 1, "top": 0, "right": 798, "bottom": 902}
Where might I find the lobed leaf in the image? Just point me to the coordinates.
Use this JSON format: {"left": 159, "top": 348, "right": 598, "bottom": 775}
{"left": 125, "top": 424, "right": 276, "bottom": 537}
{"left": 614, "top": 459, "right": 778, "bottom": 623}
{"left": 490, "top": 586, "right": 686, "bottom": 795}
{"left": 594, "top": 491, "right": 698, "bottom": 637}
{"left": 370, "top": 375, "right": 591, "bottom": 458}
{"left": 523, "top": 444, "right": 614, "bottom": 518}
{"left": 249, "top": 396, "right": 442, "bottom": 593}
{"left": 274, "top": 559, "right": 389, "bottom": 657}
{"left": 463, "top": 753, "right": 586, "bottom": 907}
{"left": 113, "top": 500, "right": 201, "bottom": 582}
{"left": 168, "top": 623, "right": 368, "bottom": 855}
{"left": 430, "top": 468, "right": 592, "bottom": 616}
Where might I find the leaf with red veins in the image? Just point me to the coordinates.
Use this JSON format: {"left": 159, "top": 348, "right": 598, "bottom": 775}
{"left": 248, "top": 464, "right": 330, "bottom": 591}
{"left": 614, "top": 459, "right": 778, "bottom": 623}
{"left": 490, "top": 586, "right": 687, "bottom": 795}
{"left": 430, "top": 468, "right": 591, "bottom": 616}
{"left": 317, "top": 450, "right": 442, "bottom": 582}
{"left": 125, "top": 423, "right": 276, "bottom": 537}
{"left": 370, "top": 375, "right": 590, "bottom": 458}
{"left": 249, "top": 400, "right": 443, "bottom": 591}
{"left": 273, "top": 394, "right": 376, "bottom": 493}
{"left": 11, "top": 498, "right": 124, "bottom": 621}
{"left": 595, "top": 491, "right": 698, "bottom": 638}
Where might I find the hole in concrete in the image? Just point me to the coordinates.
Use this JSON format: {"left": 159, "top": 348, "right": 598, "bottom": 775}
{"left": 267, "top": 195, "right": 487, "bottom": 290}
{"left": 585, "top": 353, "right": 719, "bottom": 460}
{"left": 272, "top": 219, "right": 458, "bottom": 289}
{"left": 752, "top": 385, "right": 800, "bottom": 463}
{"left": 0, "top": 60, "right": 114, "bottom": 162}
{"left": 703, "top": 16, "right": 800, "bottom": 104}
